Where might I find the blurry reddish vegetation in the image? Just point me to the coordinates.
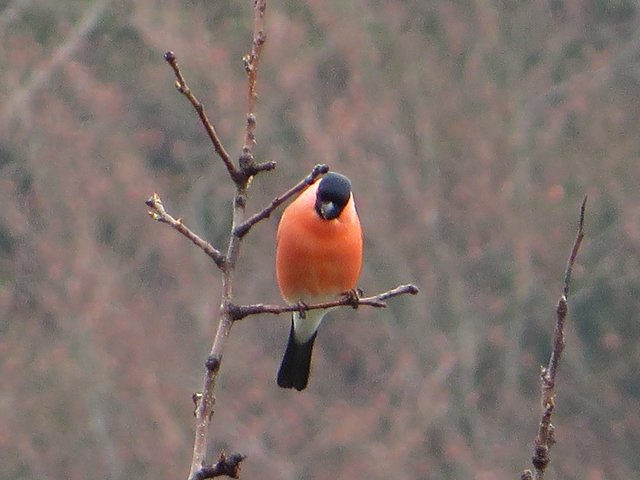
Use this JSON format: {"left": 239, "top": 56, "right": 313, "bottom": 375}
{"left": 1, "top": 0, "right": 639, "bottom": 478}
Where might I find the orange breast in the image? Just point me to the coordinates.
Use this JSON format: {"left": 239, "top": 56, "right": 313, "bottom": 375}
{"left": 276, "top": 182, "right": 363, "bottom": 303}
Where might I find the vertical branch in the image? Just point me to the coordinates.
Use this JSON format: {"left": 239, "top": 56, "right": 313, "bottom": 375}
{"left": 239, "top": 0, "right": 267, "bottom": 175}
{"left": 562, "top": 197, "right": 587, "bottom": 299}
{"left": 522, "top": 196, "right": 586, "bottom": 480}
{"left": 187, "top": 2, "right": 267, "bottom": 479}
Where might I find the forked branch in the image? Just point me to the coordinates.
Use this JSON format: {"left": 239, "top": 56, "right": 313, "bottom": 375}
{"left": 148, "top": 1, "right": 419, "bottom": 479}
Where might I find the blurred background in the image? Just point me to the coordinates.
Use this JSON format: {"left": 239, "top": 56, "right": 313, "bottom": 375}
{"left": 1, "top": 0, "right": 639, "bottom": 478}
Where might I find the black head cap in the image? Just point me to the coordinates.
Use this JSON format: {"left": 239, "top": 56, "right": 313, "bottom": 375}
{"left": 315, "top": 172, "right": 352, "bottom": 220}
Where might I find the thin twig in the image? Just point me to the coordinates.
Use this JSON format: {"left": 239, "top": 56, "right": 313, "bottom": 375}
{"left": 543, "top": 196, "right": 586, "bottom": 401}
{"left": 229, "top": 284, "right": 419, "bottom": 320}
{"left": 164, "top": 51, "right": 239, "bottom": 182}
{"left": 234, "top": 164, "right": 329, "bottom": 238}
{"left": 523, "top": 196, "right": 587, "bottom": 480}
{"left": 563, "top": 196, "right": 587, "bottom": 299}
{"left": 146, "top": 193, "right": 226, "bottom": 270}
{"left": 238, "top": 0, "right": 267, "bottom": 176}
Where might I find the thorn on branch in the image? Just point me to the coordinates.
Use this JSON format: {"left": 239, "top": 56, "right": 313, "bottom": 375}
{"left": 190, "top": 452, "right": 247, "bottom": 480}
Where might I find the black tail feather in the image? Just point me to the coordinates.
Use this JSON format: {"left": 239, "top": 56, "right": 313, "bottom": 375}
{"left": 277, "top": 319, "right": 317, "bottom": 391}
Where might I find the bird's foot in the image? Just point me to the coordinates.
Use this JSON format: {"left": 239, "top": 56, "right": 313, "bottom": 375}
{"left": 340, "top": 288, "right": 362, "bottom": 309}
{"left": 295, "top": 300, "right": 309, "bottom": 319}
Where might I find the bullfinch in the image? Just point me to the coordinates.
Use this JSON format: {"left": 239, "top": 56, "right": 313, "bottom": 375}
{"left": 275, "top": 172, "right": 363, "bottom": 390}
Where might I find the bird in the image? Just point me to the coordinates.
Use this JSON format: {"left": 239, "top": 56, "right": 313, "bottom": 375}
{"left": 275, "top": 172, "right": 363, "bottom": 391}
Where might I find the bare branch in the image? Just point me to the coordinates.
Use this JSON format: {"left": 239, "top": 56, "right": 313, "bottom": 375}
{"left": 563, "top": 195, "right": 587, "bottom": 298}
{"left": 234, "top": 164, "right": 329, "bottom": 238}
{"left": 544, "top": 196, "right": 586, "bottom": 397}
{"left": 146, "top": 193, "right": 226, "bottom": 270}
{"left": 523, "top": 197, "right": 587, "bottom": 480}
{"left": 238, "top": 0, "right": 267, "bottom": 177}
{"left": 151, "top": 2, "right": 418, "bottom": 478}
{"left": 187, "top": 5, "right": 269, "bottom": 477}
{"left": 164, "top": 51, "right": 239, "bottom": 182}
{"left": 229, "top": 283, "right": 419, "bottom": 321}
{"left": 190, "top": 452, "right": 247, "bottom": 480}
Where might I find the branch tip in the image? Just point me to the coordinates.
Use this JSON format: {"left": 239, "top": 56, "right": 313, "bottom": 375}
{"left": 312, "top": 163, "right": 330, "bottom": 176}
{"left": 563, "top": 197, "right": 587, "bottom": 298}
{"left": 163, "top": 50, "right": 237, "bottom": 180}
{"left": 254, "top": 160, "right": 277, "bottom": 173}
{"left": 145, "top": 194, "right": 226, "bottom": 270}
{"left": 579, "top": 195, "right": 587, "bottom": 227}
{"left": 525, "top": 196, "right": 587, "bottom": 478}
